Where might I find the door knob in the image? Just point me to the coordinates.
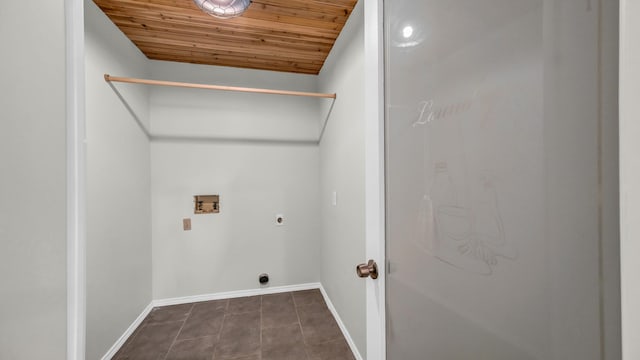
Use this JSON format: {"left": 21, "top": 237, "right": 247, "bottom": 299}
{"left": 356, "top": 260, "right": 379, "bottom": 279}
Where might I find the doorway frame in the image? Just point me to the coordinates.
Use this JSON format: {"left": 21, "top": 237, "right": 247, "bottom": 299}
{"left": 66, "top": 0, "right": 86, "bottom": 359}
{"left": 66, "top": 0, "right": 388, "bottom": 359}
{"left": 364, "top": 0, "right": 386, "bottom": 359}
{"left": 620, "top": 0, "right": 640, "bottom": 358}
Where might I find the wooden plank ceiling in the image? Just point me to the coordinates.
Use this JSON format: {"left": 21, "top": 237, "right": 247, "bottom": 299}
{"left": 93, "top": 0, "right": 358, "bottom": 74}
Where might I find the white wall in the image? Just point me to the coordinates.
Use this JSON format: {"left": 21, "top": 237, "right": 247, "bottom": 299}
{"left": 150, "top": 61, "right": 320, "bottom": 142}
{"left": 318, "top": 1, "right": 367, "bottom": 356}
{"left": 84, "top": 2, "right": 152, "bottom": 358}
{"left": 149, "top": 62, "right": 321, "bottom": 299}
{"left": 620, "top": 1, "right": 640, "bottom": 358}
{"left": 0, "top": 1, "right": 68, "bottom": 359}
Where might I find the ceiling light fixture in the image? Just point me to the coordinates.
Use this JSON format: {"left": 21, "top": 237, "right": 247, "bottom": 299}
{"left": 193, "top": 0, "right": 251, "bottom": 19}
{"left": 402, "top": 25, "right": 414, "bottom": 39}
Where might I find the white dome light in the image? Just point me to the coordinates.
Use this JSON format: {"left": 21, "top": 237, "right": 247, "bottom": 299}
{"left": 402, "top": 25, "right": 414, "bottom": 39}
{"left": 193, "top": 0, "right": 251, "bottom": 19}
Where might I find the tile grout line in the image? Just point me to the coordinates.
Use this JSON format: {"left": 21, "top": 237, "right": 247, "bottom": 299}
{"left": 211, "top": 299, "right": 231, "bottom": 360}
{"left": 292, "top": 292, "right": 312, "bottom": 360}
{"left": 162, "top": 303, "right": 195, "bottom": 360}
{"left": 259, "top": 295, "right": 263, "bottom": 360}
{"left": 173, "top": 334, "right": 221, "bottom": 342}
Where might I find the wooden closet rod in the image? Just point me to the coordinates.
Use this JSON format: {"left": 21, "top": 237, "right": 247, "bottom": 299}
{"left": 104, "top": 74, "right": 336, "bottom": 99}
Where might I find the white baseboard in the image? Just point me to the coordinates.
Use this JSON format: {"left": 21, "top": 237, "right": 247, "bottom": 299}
{"left": 319, "top": 285, "right": 365, "bottom": 360}
{"left": 103, "top": 282, "right": 364, "bottom": 360}
{"left": 101, "top": 302, "right": 153, "bottom": 360}
{"left": 152, "top": 282, "right": 322, "bottom": 307}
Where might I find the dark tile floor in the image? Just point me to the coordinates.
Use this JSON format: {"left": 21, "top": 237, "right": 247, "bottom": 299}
{"left": 114, "top": 289, "right": 356, "bottom": 360}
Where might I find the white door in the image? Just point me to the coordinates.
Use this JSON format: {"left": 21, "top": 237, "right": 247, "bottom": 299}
{"left": 375, "top": 1, "right": 621, "bottom": 359}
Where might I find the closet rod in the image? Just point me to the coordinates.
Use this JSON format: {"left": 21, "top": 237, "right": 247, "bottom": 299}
{"left": 104, "top": 74, "right": 336, "bottom": 99}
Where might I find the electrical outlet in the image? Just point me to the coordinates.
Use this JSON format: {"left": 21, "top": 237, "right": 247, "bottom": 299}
{"left": 183, "top": 218, "right": 192, "bottom": 231}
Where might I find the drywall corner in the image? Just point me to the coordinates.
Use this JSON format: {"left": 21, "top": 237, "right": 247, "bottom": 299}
{"left": 84, "top": 1, "right": 153, "bottom": 358}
